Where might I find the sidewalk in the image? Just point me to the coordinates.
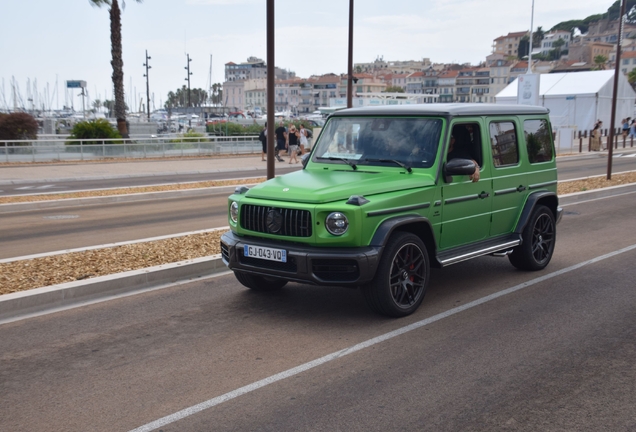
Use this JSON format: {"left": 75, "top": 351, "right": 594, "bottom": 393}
{"left": 0, "top": 154, "right": 274, "bottom": 185}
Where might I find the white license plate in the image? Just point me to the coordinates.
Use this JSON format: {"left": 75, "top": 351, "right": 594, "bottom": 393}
{"left": 244, "top": 244, "right": 287, "bottom": 262}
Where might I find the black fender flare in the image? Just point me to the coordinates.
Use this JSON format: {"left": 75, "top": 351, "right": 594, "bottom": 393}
{"left": 369, "top": 215, "right": 437, "bottom": 259}
{"left": 515, "top": 191, "right": 559, "bottom": 235}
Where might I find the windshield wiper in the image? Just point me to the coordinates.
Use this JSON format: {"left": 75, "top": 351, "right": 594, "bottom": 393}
{"left": 318, "top": 156, "right": 358, "bottom": 170}
{"left": 363, "top": 158, "right": 412, "bottom": 173}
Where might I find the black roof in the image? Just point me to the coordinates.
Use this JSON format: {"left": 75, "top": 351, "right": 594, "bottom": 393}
{"left": 330, "top": 103, "right": 549, "bottom": 117}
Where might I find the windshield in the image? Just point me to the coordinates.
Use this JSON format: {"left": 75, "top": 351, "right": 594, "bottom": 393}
{"left": 312, "top": 117, "right": 442, "bottom": 169}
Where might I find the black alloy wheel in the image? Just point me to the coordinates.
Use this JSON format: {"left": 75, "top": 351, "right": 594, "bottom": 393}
{"left": 363, "top": 232, "right": 430, "bottom": 317}
{"left": 509, "top": 205, "right": 556, "bottom": 271}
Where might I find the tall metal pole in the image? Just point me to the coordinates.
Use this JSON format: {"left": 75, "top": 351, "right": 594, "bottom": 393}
{"left": 143, "top": 50, "right": 151, "bottom": 121}
{"left": 347, "top": 0, "right": 354, "bottom": 108}
{"left": 185, "top": 54, "right": 193, "bottom": 127}
{"left": 266, "top": 0, "right": 275, "bottom": 179}
{"left": 527, "top": 0, "right": 534, "bottom": 73}
{"left": 607, "top": 0, "right": 626, "bottom": 180}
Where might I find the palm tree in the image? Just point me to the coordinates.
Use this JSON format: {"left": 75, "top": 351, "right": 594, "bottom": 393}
{"left": 594, "top": 55, "right": 608, "bottom": 70}
{"left": 532, "top": 26, "right": 544, "bottom": 49}
{"left": 89, "top": 0, "right": 142, "bottom": 138}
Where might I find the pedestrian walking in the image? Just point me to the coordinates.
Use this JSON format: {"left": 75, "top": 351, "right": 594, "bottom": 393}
{"left": 591, "top": 120, "right": 602, "bottom": 151}
{"left": 287, "top": 125, "right": 300, "bottom": 164}
{"left": 274, "top": 121, "right": 287, "bottom": 162}
{"left": 259, "top": 122, "right": 267, "bottom": 161}
{"left": 299, "top": 123, "right": 309, "bottom": 154}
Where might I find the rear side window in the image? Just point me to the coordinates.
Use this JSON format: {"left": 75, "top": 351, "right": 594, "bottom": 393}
{"left": 489, "top": 121, "right": 519, "bottom": 167}
{"left": 524, "top": 119, "right": 554, "bottom": 163}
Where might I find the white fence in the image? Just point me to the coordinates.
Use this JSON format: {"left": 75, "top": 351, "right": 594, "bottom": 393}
{"left": 0, "top": 135, "right": 262, "bottom": 163}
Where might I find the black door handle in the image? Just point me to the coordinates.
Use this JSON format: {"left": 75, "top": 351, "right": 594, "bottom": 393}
{"left": 478, "top": 192, "right": 490, "bottom": 199}
{"left": 517, "top": 185, "right": 526, "bottom": 192}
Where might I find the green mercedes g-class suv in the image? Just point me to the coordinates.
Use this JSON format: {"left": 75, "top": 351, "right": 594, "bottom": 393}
{"left": 221, "top": 104, "right": 562, "bottom": 317}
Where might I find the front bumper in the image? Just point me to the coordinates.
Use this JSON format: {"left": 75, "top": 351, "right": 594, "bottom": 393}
{"left": 220, "top": 231, "right": 381, "bottom": 286}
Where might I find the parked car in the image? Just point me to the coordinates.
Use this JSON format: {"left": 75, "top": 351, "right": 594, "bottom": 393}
{"left": 221, "top": 104, "right": 561, "bottom": 317}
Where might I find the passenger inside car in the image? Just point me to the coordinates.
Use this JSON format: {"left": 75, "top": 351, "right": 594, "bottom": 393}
{"left": 448, "top": 124, "right": 481, "bottom": 182}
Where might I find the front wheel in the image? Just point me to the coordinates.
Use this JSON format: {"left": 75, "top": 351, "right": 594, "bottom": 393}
{"left": 362, "top": 232, "right": 430, "bottom": 318}
{"left": 234, "top": 271, "right": 288, "bottom": 291}
{"left": 509, "top": 205, "right": 556, "bottom": 271}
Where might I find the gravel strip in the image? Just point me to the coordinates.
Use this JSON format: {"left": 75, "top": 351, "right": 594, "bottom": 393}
{"left": 1, "top": 171, "right": 635, "bottom": 296}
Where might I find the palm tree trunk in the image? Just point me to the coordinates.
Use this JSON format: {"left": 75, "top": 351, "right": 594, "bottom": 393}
{"left": 110, "top": 0, "right": 128, "bottom": 137}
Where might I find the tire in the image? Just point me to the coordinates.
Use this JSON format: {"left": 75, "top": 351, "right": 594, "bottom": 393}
{"left": 234, "top": 271, "right": 288, "bottom": 291}
{"left": 509, "top": 205, "right": 556, "bottom": 271}
{"left": 362, "top": 232, "right": 430, "bottom": 318}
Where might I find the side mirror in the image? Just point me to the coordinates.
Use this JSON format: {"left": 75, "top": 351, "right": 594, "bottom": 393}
{"left": 301, "top": 152, "right": 310, "bottom": 168}
{"left": 444, "top": 158, "right": 476, "bottom": 182}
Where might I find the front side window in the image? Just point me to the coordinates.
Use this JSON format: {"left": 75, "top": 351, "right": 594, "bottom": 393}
{"left": 524, "top": 119, "right": 553, "bottom": 163}
{"left": 313, "top": 117, "right": 443, "bottom": 169}
{"left": 490, "top": 121, "right": 519, "bottom": 167}
{"left": 447, "top": 122, "right": 482, "bottom": 166}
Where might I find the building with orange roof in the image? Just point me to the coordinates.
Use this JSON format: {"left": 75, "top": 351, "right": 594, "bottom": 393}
{"left": 438, "top": 70, "right": 459, "bottom": 102}
{"left": 619, "top": 51, "right": 636, "bottom": 75}
{"left": 493, "top": 31, "right": 529, "bottom": 58}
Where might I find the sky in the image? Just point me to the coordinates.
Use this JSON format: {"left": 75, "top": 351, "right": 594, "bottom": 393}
{"left": 0, "top": 0, "right": 610, "bottom": 112}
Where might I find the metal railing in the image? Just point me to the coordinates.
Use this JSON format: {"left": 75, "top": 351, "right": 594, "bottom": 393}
{"left": 0, "top": 135, "right": 262, "bottom": 163}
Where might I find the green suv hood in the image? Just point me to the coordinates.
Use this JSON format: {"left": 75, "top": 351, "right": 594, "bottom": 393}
{"left": 245, "top": 169, "right": 434, "bottom": 204}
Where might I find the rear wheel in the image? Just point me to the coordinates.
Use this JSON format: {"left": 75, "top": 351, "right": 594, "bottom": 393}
{"left": 362, "top": 232, "right": 430, "bottom": 318}
{"left": 509, "top": 205, "right": 556, "bottom": 271}
{"left": 234, "top": 271, "right": 288, "bottom": 291}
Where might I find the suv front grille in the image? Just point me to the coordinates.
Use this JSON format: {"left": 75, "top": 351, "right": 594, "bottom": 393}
{"left": 241, "top": 204, "right": 312, "bottom": 237}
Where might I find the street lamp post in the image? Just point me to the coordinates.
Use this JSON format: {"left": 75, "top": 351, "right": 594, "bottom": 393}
{"left": 143, "top": 50, "right": 151, "bottom": 121}
{"left": 347, "top": 0, "right": 354, "bottom": 108}
{"left": 185, "top": 53, "right": 193, "bottom": 126}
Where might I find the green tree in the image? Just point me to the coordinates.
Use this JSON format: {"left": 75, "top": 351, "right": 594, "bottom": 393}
{"left": 532, "top": 26, "right": 544, "bottom": 49}
{"left": 92, "top": 99, "right": 102, "bottom": 114}
{"left": 0, "top": 112, "right": 38, "bottom": 142}
{"left": 552, "top": 38, "right": 566, "bottom": 59}
{"left": 209, "top": 83, "right": 223, "bottom": 105}
{"left": 593, "top": 55, "right": 608, "bottom": 70}
{"left": 67, "top": 119, "right": 122, "bottom": 145}
{"left": 384, "top": 86, "right": 405, "bottom": 93}
{"left": 628, "top": 68, "right": 636, "bottom": 90}
{"left": 89, "top": 0, "right": 143, "bottom": 138}
{"left": 607, "top": 0, "right": 636, "bottom": 22}
{"left": 165, "top": 86, "right": 210, "bottom": 108}
{"left": 518, "top": 35, "right": 530, "bottom": 59}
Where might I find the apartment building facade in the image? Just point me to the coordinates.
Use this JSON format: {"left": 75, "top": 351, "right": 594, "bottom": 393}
{"left": 493, "top": 31, "right": 529, "bottom": 58}
{"left": 540, "top": 30, "right": 571, "bottom": 56}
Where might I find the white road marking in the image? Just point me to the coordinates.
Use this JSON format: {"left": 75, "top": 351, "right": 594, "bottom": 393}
{"left": 129, "top": 243, "right": 636, "bottom": 432}
{"left": 15, "top": 185, "right": 59, "bottom": 190}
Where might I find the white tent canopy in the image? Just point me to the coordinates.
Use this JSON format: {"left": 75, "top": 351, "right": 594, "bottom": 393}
{"left": 495, "top": 70, "right": 636, "bottom": 133}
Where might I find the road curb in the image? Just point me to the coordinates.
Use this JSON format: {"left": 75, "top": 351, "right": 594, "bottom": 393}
{"left": 0, "top": 255, "right": 227, "bottom": 324}
{"left": 559, "top": 182, "right": 636, "bottom": 205}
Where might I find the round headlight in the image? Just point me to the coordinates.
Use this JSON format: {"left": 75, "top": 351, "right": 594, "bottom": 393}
{"left": 230, "top": 201, "right": 239, "bottom": 223}
{"left": 325, "top": 212, "right": 349, "bottom": 236}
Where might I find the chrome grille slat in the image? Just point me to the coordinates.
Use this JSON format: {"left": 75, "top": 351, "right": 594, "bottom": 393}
{"left": 240, "top": 204, "right": 312, "bottom": 237}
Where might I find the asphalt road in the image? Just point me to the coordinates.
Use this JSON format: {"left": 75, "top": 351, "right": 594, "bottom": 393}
{"left": 0, "top": 192, "right": 231, "bottom": 259}
{"left": 0, "top": 165, "right": 300, "bottom": 197}
{"left": 0, "top": 152, "right": 634, "bottom": 197}
{"left": 556, "top": 151, "right": 636, "bottom": 180}
{"left": 2, "top": 154, "right": 636, "bottom": 259}
{"left": 1, "top": 191, "right": 635, "bottom": 431}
